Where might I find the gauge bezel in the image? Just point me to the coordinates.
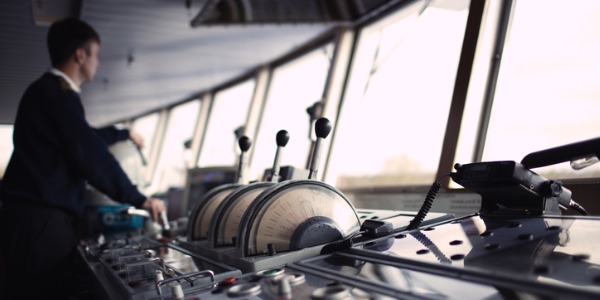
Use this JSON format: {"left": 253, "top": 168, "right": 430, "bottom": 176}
{"left": 187, "top": 183, "right": 244, "bottom": 241}
{"left": 235, "top": 180, "right": 360, "bottom": 257}
{"left": 208, "top": 181, "right": 274, "bottom": 247}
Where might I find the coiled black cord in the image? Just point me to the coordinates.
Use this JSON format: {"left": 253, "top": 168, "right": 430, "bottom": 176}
{"left": 406, "top": 174, "right": 449, "bottom": 231}
{"left": 409, "top": 231, "right": 452, "bottom": 264}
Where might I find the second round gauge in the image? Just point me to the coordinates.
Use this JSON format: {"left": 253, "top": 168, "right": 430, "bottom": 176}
{"left": 209, "top": 182, "right": 274, "bottom": 247}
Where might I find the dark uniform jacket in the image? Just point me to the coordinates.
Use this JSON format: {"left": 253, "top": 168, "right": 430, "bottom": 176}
{"left": 0, "top": 72, "right": 145, "bottom": 217}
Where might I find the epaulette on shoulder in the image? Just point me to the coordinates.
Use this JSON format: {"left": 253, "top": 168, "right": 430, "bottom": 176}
{"left": 57, "top": 76, "right": 72, "bottom": 92}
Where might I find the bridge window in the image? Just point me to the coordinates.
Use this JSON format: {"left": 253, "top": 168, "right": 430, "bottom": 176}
{"left": 198, "top": 80, "right": 255, "bottom": 167}
{"left": 480, "top": 0, "right": 600, "bottom": 180}
{"left": 0, "top": 125, "right": 14, "bottom": 179}
{"left": 151, "top": 100, "right": 201, "bottom": 193}
{"left": 327, "top": 0, "right": 470, "bottom": 189}
{"left": 131, "top": 112, "right": 160, "bottom": 169}
{"left": 249, "top": 44, "right": 334, "bottom": 181}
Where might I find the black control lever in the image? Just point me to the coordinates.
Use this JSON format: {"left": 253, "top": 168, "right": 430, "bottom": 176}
{"left": 269, "top": 130, "right": 290, "bottom": 183}
{"left": 236, "top": 136, "right": 252, "bottom": 184}
{"left": 308, "top": 118, "right": 332, "bottom": 180}
{"left": 521, "top": 137, "right": 600, "bottom": 170}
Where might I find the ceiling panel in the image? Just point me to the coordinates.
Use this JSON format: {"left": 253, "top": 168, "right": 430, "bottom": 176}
{"left": 0, "top": 0, "right": 336, "bottom": 125}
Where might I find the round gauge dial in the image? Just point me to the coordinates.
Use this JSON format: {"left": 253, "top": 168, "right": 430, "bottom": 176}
{"left": 218, "top": 185, "right": 270, "bottom": 246}
{"left": 187, "top": 184, "right": 241, "bottom": 240}
{"left": 237, "top": 181, "right": 360, "bottom": 256}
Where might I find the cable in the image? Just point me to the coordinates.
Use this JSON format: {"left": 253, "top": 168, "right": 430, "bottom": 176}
{"left": 546, "top": 180, "right": 589, "bottom": 216}
{"left": 406, "top": 174, "right": 450, "bottom": 231}
{"left": 569, "top": 200, "right": 589, "bottom": 216}
{"left": 409, "top": 231, "right": 452, "bottom": 264}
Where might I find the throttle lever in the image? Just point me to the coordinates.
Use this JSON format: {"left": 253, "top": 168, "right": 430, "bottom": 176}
{"left": 236, "top": 136, "right": 252, "bottom": 184}
{"left": 308, "top": 118, "right": 332, "bottom": 180}
{"left": 270, "top": 130, "right": 290, "bottom": 183}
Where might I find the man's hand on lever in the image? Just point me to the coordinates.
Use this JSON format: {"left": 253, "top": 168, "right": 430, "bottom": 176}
{"left": 142, "top": 198, "right": 166, "bottom": 223}
{"left": 129, "top": 130, "right": 145, "bottom": 148}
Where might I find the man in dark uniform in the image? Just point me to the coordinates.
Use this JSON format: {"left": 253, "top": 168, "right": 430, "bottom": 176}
{"left": 0, "top": 17, "right": 165, "bottom": 299}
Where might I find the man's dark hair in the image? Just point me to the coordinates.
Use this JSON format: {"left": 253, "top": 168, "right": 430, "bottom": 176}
{"left": 47, "top": 17, "right": 100, "bottom": 67}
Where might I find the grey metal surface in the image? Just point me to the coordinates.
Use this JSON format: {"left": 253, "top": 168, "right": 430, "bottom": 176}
{"left": 344, "top": 214, "right": 600, "bottom": 299}
{"left": 78, "top": 207, "right": 600, "bottom": 299}
{"left": 80, "top": 235, "right": 240, "bottom": 300}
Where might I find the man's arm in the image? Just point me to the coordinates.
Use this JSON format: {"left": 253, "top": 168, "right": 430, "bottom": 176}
{"left": 93, "top": 126, "right": 130, "bottom": 145}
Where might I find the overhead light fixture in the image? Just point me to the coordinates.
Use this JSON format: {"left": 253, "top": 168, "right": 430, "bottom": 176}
{"left": 190, "top": 0, "right": 392, "bottom": 27}
{"left": 30, "top": 0, "right": 82, "bottom": 26}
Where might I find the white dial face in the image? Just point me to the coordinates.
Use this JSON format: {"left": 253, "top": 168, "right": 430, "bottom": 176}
{"left": 193, "top": 189, "right": 233, "bottom": 239}
{"left": 246, "top": 183, "right": 360, "bottom": 255}
{"left": 218, "top": 187, "right": 268, "bottom": 246}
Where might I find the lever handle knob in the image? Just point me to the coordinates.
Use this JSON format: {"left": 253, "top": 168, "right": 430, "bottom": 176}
{"left": 238, "top": 136, "right": 252, "bottom": 152}
{"left": 315, "top": 118, "right": 332, "bottom": 139}
{"left": 276, "top": 130, "right": 290, "bottom": 147}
